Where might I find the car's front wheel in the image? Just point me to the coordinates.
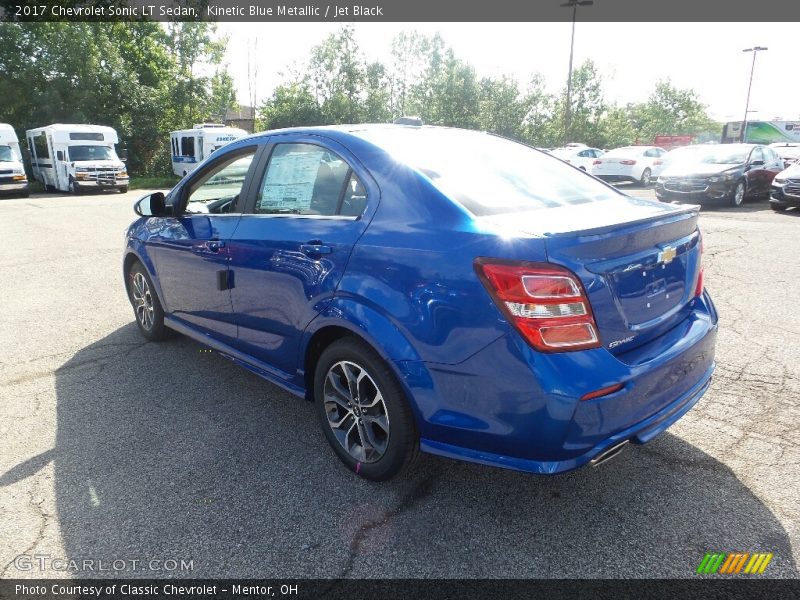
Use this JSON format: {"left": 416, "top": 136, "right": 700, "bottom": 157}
{"left": 127, "top": 261, "right": 168, "bottom": 341}
{"left": 314, "top": 338, "right": 419, "bottom": 481}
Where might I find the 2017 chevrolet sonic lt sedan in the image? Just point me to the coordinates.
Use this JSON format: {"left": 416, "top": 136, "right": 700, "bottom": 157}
{"left": 124, "top": 125, "right": 718, "bottom": 481}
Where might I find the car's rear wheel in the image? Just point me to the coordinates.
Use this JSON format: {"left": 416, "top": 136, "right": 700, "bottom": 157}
{"left": 731, "top": 180, "right": 746, "bottom": 207}
{"left": 127, "top": 261, "right": 168, "bottom": 341}
{"left": 640, "top": 168, "right": 652, "bottom": 187}
{"left": 314, "top": 337, "right": 419, "bottom": 481}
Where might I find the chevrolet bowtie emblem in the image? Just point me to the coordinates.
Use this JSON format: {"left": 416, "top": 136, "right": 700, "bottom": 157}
{"left": 658, "top": 246, "right": 677, "bottom": 264}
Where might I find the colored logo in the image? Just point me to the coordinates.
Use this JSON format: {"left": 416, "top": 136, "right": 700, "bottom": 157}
{"left": 696, "top": 552, "right": 773, "bottom": 575}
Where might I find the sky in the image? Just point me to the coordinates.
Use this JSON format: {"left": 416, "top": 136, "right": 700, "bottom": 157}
{"left": 216, "top": 22, "right": 800, "bottom": 123}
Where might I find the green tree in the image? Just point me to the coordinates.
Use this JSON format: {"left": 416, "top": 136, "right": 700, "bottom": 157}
{"left": 630, "top": 80, "right": 718, "bottom": 142}
{"left": 0, "top": 22, "right": 232, "bottom": 176}
{"left": 258, "top": 83, "right": 324, "bottom": 130}
{"left": 478, "top": 75, "right": 528, "bottom": 140}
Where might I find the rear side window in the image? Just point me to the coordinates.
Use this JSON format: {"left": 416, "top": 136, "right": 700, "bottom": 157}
{"left": 359, "top": 130, "right": 620, "bottom": 216}
{"left": 255, "top": 143, "right": 365, "bottom": 216}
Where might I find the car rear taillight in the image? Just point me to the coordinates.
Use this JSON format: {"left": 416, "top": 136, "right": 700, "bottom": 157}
{"left": 620, "top": 159, "right": 637, "bottom": 165}
{"left": 694, "top": 233, "right": 704, "bottom": 297}
{"left": 475, "top": 259, "right": 601, "bottom": 352}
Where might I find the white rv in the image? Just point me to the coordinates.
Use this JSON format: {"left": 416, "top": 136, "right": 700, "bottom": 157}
{"left": 0, "top": 123, "right": 29, "bottom": 197}
{"left": 26, "top": 124, "right": 128, "bottom": 194}
{"left": 170, "top": 124, "right": 248, "bottom": 177}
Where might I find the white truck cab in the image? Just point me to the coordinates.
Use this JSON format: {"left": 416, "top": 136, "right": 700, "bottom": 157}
{"left": 170, "top": 124, "right": 248, "bottom": 177}
{"left": 26, "top": 124, "right": 128, "bottom": 194}
{"left": 0, "top": 123, "right": 29, "bottom": 197}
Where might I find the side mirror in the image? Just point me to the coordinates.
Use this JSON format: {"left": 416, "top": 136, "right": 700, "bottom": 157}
{"left": 134, "top": 192, "right": 171, "bottom": 217}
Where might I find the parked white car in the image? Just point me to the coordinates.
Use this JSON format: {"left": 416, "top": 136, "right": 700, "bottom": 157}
{"left": 550, "top": 146, "right": 605, "bottom": 172}
{"left": 592, "top": 145, "right": 667, "bottom": 186}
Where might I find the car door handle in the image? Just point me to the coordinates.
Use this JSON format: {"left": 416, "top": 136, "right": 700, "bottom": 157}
{"left": 300, "top": 243, "right": 333, "bottom": 256}
{"left": 193, "top": 240, "right": 225, "bottom": 254}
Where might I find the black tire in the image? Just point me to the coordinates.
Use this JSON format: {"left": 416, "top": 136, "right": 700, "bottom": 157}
{"left": 127, "top": 261, "right": 168, "bottom": 341}
{"left": 731, "top": 180, "right": 746, "bottom": 207}
{"left": 770, "top": 204, "right": 788, "bottom": 212}
{"left": 119, "top": 186, "right": 128, "bottom": 194}
{"left": 639, "top": 168, "right": 652, "bottom": 187}
{"left": 314, "top": 337, "right": 419, "bottom": 481}
{"left": 68, "top": 178, "right": 80, "bottom": 195}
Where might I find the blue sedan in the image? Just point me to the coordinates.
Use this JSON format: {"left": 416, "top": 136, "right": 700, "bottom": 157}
{"left": 124, "top": 125, "right": 717, "bottom": 480}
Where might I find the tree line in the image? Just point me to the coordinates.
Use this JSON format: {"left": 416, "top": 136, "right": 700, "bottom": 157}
{"left": 0, "top": 22, "right": 236, "bottom": 176}
{"left": 260, "top": 27, "right": 721, "bottom": 151}
{"left": 0, "top": 24, "right": 721, "bottom": 177}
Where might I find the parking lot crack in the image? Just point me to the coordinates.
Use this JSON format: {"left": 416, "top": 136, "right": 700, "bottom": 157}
{"left": 323, "top": 470, "right": 439, "bottom": 588}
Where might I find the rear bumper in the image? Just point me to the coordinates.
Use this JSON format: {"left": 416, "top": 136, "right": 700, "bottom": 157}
{"left": 401, "top": 292, "right": 718, "bottom": 475}
{"left": 420, "top": 367, "right": 712, "bottom": 474}
{"left": 596, "top": 174, "right": 637, "bottom": 183}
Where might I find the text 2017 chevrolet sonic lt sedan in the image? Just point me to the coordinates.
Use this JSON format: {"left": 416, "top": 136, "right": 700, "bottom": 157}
{"left": 124, "top": 125, "right": 718, "bottom": 481}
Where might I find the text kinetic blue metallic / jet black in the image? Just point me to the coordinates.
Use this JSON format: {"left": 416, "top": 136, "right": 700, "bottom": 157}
{"left": 124, "top": 124, "right": 717, "bottom": 481}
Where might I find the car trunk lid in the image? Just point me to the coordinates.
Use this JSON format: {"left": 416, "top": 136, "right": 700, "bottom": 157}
{"left": 481, "top": 197, "right": 702, "bottom": 353}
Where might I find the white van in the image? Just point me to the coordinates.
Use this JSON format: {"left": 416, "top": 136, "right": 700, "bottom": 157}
{"left": 0, "top": 123, "right": 29, "bottom": 197}
{"left": 26, "top": 124, "right": 128, "bottom": 194}
{"left": 170, "top": 124, "right": 248, "bottom": 177}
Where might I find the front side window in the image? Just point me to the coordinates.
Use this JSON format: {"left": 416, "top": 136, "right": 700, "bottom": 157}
{"left": 255, "top": 143, "right": 363, "bottom": 216}
{"left": 185, "top": 150, "right": 256, "bottom": 215}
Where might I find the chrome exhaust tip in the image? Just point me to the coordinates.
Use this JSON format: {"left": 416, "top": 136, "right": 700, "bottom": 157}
{"left": 590, "top": 440, "right": 629, "bottom": 467}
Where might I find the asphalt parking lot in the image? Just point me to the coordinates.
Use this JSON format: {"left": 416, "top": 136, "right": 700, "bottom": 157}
{"left": 1, "top": 187, "right": 798, "bottom": 579}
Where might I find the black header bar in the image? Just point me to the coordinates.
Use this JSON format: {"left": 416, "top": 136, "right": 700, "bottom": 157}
{"left": 2, "top": 0, "right": 800, "bottom": 22}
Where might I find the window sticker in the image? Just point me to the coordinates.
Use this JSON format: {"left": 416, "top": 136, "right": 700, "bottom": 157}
{"left": 259, "top": 148, "right": 326, "bottom": 213}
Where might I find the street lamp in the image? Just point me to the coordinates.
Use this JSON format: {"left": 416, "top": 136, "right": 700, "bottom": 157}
{"left": 741, "top": 46, "right": 768, "bottom": 142}
{"left": 561, "top": 0, "right": 593, "bottom": 145}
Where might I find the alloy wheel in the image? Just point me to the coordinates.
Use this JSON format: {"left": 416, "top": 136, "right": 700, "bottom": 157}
{"left": 733, "top": 182, "right": 745, "bottom": 206}
{"left": 131, "top": 272, "right": 155, "bottom": 331}
{"left": 323, "top": 360, "right": 390, "bottom": 463}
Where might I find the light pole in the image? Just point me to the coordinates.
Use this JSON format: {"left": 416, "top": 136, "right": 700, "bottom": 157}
{"left": 561, "top": 0, "right": 593, "bottom": 145}
{"left": 741, "top": 46, "right": 767, "bottom": 142}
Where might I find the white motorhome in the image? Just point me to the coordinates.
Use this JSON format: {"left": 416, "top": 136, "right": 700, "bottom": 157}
{"left": 26, "top": 124, "right": 128, "bottom": 194}
{"left": 170, "top": 124, "right": 248, "bottom": 177}
{"left": 0, "top": 123, "right": 29, "bottom": 197}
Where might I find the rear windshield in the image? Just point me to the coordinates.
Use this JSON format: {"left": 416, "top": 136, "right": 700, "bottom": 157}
{"left": 69, "top": 145, "right": 116, "bottom": 161}
{"left": 360, "top": 129, "right": 621, "bottom": 216}
{"left": 0, "top": 145, "right": 15, "bottom": 162}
